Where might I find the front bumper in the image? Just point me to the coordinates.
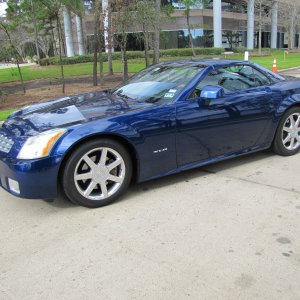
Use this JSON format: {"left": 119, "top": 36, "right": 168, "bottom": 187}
{"left": 0, "top": 153, "right": 62, "bottom": 199}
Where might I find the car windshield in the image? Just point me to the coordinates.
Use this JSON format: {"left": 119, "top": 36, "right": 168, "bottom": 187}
{"left": 112, "top": 65, "right": 204, "bottom": 103}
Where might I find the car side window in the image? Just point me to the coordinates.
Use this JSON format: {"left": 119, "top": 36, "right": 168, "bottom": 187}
{"left": 239, "top": 65, "right": 271, "bottom": 87}
{"left": 188, "top": 65, "right": 271, "bottom": 99}
{"left": 188, "top": 69, "right": 224, "bottom": 99}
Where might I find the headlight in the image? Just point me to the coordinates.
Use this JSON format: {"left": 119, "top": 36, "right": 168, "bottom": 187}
{"left": 17, "top": 128, "right": 67, "bottom": 160}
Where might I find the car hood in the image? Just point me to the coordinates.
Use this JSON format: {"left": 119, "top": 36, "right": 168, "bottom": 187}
{"left": 3, "top": 91, "right": 154, "bottom": 137}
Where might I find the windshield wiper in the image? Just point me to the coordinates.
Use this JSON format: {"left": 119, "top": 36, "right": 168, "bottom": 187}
{"left": 145, "top": 97, "right": 161, "bottom": 103}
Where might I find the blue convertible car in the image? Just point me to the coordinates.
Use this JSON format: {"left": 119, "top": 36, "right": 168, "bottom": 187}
{"left": 1, "top": 59, "right": 300, "bottom": 207}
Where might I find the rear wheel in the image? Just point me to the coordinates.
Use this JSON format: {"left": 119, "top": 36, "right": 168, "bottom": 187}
{"left": 273, "top": 107, "right": 300, "bottom": 156}
{"left": 62, "top": 139, "right": 132, "bottom": 208}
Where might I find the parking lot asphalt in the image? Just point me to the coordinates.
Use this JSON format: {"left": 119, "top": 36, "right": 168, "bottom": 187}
{"left": 1, "top": 150, "right": 300, "bottom": 300}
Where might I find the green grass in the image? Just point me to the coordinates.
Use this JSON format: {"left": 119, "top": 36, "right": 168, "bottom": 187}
{"left": 0, "top": 109, "right": 16, "bottom": 122}
{"left": 229, "top": 50, "right": 300, "bottom": 70}
{"left": 0, "top": 61, "right": 145, "bottom": 84}
{"left": 0, "top": 50, "right": 299, "bottom": 84}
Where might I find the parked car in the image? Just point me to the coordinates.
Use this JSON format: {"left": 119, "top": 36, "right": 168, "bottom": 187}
{"left": 1, "top": 59, "right": 300, "bottom": 208}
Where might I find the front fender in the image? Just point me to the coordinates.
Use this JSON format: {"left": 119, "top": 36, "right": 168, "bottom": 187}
{"left": 52, "top": 118, "right": 141, "bottom": 176}
{"left": 56, "top": 119, "right": 139, "bottom": 154}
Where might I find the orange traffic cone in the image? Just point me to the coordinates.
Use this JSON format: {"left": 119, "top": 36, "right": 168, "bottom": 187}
{"left": 272, "top": 58, "right": 278, "bottom": 73}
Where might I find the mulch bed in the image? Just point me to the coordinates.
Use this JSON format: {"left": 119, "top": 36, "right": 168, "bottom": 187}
{"left": 0, "top": 74, "right": 124, "bottom": 110}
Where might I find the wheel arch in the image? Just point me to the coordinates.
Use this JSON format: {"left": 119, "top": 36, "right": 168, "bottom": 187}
{"left": 272, "top": 105, "right": 300, "bottom": 155}
{"left": 57, "top": 133, "right": 140, "bottom": 186}
{"left": 276, "top": 94, "right": 300, "bottom": 117}
{"left": 273, "top": 96, "right": 300, "bottom": 135}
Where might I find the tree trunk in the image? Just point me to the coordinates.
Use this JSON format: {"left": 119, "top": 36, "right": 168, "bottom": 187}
{"left": 98, "top": 3, "right": 104, "bottom": 86}
{"left": 107, "top": 46, "right": 114, "bottom": 76}
{"left": 93, "top": 35, "right": 98, "bottom": 86}
{"left": 93, "top": 0, "right": 100, "bottom": 86}
{"left": 288, "top": 24, "right": 293, "bottom": 49}
{"left": 16, "top": 60, "right": 25, "bottom": 93}
{"left": 30, "top": 0, "right": 40, "bottom": 64}
{"left": 76, "top": 15, "right": 85, "bottom": 55}
{"left": 144, "top": 26, "right": 150, "bottom": 67}
{"left": 121, "top": 40, "right": 128, "bottom": 81}
{"left": 50, "top": 19, "right": 58, "bottom": 56}
{"left": 258, "top": 5, "right": 262, "bottom": 55}
{"left": 59, "top": 20, "right": 67, "bottom": 56}
{"left": 17, "top": 46, "right": 26, "bottom": 63}
{"left": 186, "top": 7, "right": 196, "bottom": 57}
{"left": 153, "top": 0, "right": 161, "bottom": 64}
{"left": 57, "top": 16, "right": 65, "bottom": 93}
{"left": 107, "top": 0, "right": 114, "bottom": 75}
{"left": 99, "top": 49, "right": 104, "bottom": 86}
{"left": 258, "top": 26, "right": 262, "bottom": 54}
{"left": 144, "top": 35, "right": 149, "bottom": 67}
{"left": 289, "top": 7, "right": 297, "bottom": 49}
{"left": 288, "top": 30, "right": 291, "bottom": 50}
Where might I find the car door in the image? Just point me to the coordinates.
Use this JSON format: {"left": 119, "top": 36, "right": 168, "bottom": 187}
{"left": 175, "top": 64, "right": 276, "bottom": 166}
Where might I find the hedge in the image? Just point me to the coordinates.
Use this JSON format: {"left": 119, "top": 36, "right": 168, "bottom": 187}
{"left": 40, "top": 47, "right": 225, "bottom": 66}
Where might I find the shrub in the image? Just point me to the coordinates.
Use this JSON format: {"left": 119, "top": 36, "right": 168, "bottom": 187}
{"left": 232, "top": 46, "right": 247, "bottom": 53}
{"left": 247, "top": 52, "right": 272, "bottom": 57}
{"left": 39, "top": 47, "right": 227, "bottom": 66}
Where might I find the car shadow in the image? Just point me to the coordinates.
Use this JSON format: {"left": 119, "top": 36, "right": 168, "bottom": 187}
{"left": 43, "top": 197, "right": 75, "bottom": 209}
{"left": 45, "top": 150, "right": 275, "bottom": 209}
{"left": 121, "top": 149, "right": 275, "bottom": 203}
{"left": 43, "top": 187, "right": 77, "bottom": 209}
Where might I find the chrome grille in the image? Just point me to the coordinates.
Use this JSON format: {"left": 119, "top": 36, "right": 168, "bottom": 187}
{"left": 0, "top": 133, "right": 14, "bottom": 153}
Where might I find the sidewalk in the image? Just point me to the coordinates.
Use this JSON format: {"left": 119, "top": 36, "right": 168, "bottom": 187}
{"left": 0, "top": 62, "right": 36, "bottom": 69}
{"left": 279, "top": 67, "right": 300, "bottom": 78}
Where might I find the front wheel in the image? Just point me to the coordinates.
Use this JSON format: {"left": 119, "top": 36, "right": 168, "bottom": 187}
{"left": 273, "top": 107, "right": 300, "bottom": 156}
{"left": 62, "top": 139, "right": 132, "bottom": 208}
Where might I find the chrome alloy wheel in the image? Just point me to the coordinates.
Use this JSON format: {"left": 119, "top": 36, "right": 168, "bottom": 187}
{"left": 282, "top": 113, "right": 300, "bottom": 151}
{"left": 74, "top": 147, "right": 126, "bottom": 201}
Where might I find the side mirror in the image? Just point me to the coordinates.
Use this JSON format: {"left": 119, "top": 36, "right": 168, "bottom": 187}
{"left": 200, "top": 85, "right": 224, "bottom": 100}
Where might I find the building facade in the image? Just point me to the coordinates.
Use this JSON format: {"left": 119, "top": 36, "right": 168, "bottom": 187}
{"left": 2, "top": 0, "right": 298, "bottom": 57}
{"left": 82, "top": 0, "right": 298, "bottom": 53}
{"left": 156, "top": 1, "right": 289, "bottom": 50}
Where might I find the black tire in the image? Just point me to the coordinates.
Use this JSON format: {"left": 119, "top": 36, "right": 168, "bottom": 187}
{"left": 273, "top": 107, "right": 300, "bottom": 156}
{"left": 62, "top": 139, "right": 132, "bottom": 208}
